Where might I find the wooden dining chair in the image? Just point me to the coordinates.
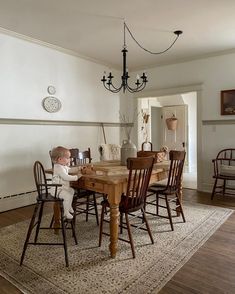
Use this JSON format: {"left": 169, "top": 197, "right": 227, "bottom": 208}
{"left": 211, "top": 148, "right": 235, "bottom": 199}
{"left": 146, "top": 150, "right": 186, "bottom": 231}
{"left": 20, "top": 161, "right": 77, "bottom": 267}
{"left": 72, "top": 148, "right": 99, "bottom": 225}
{"left": 78, "top": 148, "right": 92, "bottom": 164}
{"left": 99, "top": 156, "right": 155, "bottom": 258}
{"left": 137, "top": 150, "right": 167, "bottom": 163}
{"left": 69, "top": 148, "right": 79, "bottom": 166}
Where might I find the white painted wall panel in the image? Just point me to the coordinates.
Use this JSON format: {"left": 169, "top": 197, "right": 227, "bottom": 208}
{"left": 0, "top": 33, "right": 124, "bottom": 207}
{"left": 133, "top": 53, "right": 235, "bottom": 193}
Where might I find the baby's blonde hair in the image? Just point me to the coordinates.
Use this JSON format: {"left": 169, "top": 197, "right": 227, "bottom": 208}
{"left": 51, "top": 146, "right": 70, "bottom": 164}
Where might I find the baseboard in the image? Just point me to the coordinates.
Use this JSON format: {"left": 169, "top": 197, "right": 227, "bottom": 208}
{"left": 0, "top": 191, "right": 37, "bottom": 213}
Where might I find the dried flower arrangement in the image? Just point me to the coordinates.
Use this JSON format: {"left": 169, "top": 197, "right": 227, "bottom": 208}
{"left": 141, "top": 109, "right": 150, "bottom": 142}
{"left": 119, "top": 112, "right": 135, "bottom": 140}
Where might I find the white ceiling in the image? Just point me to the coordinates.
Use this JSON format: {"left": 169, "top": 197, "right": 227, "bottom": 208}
{"left": 1, "top": 0, "right": 235, "bottom": 71}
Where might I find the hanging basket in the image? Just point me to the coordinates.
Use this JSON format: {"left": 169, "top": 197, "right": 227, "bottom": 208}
{"left": 166, "top": 117, "right": 178, "bottom": 130}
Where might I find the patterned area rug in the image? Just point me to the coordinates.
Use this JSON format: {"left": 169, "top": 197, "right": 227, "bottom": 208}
{"left": 0, "top": 202, "right": 233, "bottom": 294}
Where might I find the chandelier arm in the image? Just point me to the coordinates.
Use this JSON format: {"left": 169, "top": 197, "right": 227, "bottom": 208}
{"left": 103, "top": 81, "right": 124, "bottom": 93}
{"left": 103, "top": 84, "right": 122, "bottom": 93}
{"left": 126, "top": 80, "right": 147, "bottom": 93}
{"left": 124, "top": 22, "right": 182, "bottom": 55}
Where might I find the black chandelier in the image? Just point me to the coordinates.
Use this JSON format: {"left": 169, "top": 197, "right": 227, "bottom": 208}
{"left": 101, "top": 22, "right": 182, "bottom": 93}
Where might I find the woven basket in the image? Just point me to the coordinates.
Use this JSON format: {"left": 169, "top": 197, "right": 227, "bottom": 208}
{"left": 166, "top": 117, "right": 178, "bottom": 130}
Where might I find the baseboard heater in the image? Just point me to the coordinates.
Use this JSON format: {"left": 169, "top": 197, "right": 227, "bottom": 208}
{"left": 0, "top": 190, "right": 37, "bottom": 213}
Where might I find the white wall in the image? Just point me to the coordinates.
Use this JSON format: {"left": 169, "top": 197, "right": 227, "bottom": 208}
{"left": 0, "top": 33, "right": 121, "bottom": 121}
{"left": 0, "top": 32, "right": 125, "bottom": 205}
{"left": 133, "top": 53, "right": 235, "bottom": 192}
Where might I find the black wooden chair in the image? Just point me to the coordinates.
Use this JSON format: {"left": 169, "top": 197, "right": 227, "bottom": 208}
{"left": 146, "top": 150, "right": 186, "bottom": 231}
{"left": 73, "top": 148, "right": 99, "bottom": 225}
{"left": 211, "top": 148, "right": 235, "bottom": 200}
{"left": 20, "top": 161, "right": 77, "bottom": 267}
{"left": 69, "top": 148, "right": 79, "bottom": 166}
{"left": 99, "top": 156, "right": 155, "bottom": 258}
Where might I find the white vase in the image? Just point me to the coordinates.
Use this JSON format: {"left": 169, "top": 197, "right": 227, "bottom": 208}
{"left": 121, "top": 139, "right": 137, "bottom": 166}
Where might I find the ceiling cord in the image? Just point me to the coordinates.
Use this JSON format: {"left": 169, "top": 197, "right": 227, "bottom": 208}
{"left": 124, "top": 22, "right": 183, "bottom": 55}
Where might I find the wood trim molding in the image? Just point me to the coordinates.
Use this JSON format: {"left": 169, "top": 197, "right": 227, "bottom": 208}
{"left": 202, "top": 119, "right": 235, "bottom": 125}
{"left": 0, "top": 118, "right": 133, "bottom": 127}
{"left": 134, "top": 83, "right": 203, "bottom": 99}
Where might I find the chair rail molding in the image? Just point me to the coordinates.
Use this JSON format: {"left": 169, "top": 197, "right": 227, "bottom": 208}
{"left": 202, "top": 119, "right": 235, "bottom": 125}
{"left": 0, "top": 118, "right": 133, "bottom": 127}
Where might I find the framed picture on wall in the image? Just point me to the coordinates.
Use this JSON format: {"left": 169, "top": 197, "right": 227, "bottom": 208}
{"left": 221, "top": 89, "right": 235, "bottom": 115}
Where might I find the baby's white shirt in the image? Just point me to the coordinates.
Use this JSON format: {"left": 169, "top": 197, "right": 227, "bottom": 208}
{"left": 52, "top": 164, "right": 80, "bottom": 189}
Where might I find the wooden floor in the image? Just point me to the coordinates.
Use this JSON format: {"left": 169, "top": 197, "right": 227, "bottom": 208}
{"left": 0, "top": 189, "right": 235, "bottom": 294}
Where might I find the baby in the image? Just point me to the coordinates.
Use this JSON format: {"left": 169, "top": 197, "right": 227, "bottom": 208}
{"left": 51, "top": 146, "right": 94, "bottom": 220}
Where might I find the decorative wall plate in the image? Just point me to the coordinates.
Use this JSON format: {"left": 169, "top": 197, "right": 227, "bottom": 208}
{"left": 47, "top": 85, "right": 56, "bottom": 95}
{"left": 42, "top": 96, "right": 62, "bottom": 113}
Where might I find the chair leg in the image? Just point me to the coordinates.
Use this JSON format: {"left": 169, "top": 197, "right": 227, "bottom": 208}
{"left": 120, "top": 212, "right": 123, "bottom": 234}
{"left": 125, "top": 213, "right": 135, "bottom": 259}
{"left": 93, "top": 193, "right": 99, "bottom": 225}
{"left": 72, "top": 198, "right": 77, "bottom": 233}
{"left": 156, "top": 193, "right": 159, "bottom": 215}
{"left": 20, "top": 203, "right": 40, "bottom": 265}
{"left": 70, "top": 219, "right": 78, "bottom": 245}
{"left": 34, "top": 201, "right": 44, "bottom": 243}
{"left": 86, "top": 195, "right": 89, "bottom": 222}
{"left": 211, "top": 178, "right": 218, "bottom": 200}
{"left": 141, "top": 208, "right": 154, "bottom": 244}
{"left": 99, "top": 204, "right": 105, "bottom": 247}
{"left": 176, "top": 193, "right": 186, "bottom": 223}
{"left": 223, "top": 179, "right": 226, "bottom": 196}
{"left": 49, "top": 215, "right": 54, "bottom": 228}
{"left": 60, "top": 203, "right": 69, "bottom": 267}
{"left": 165, "top": 196, "right": 174, "bottom": 231}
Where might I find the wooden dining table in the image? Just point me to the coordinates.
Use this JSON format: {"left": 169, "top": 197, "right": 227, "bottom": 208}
{"left": 47, "top": 160, "right": 170, "bottom": 258}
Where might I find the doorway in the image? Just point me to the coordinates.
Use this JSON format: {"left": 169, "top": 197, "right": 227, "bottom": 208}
{"left": 138, "top": 92, "right": 197, "bottom": 190}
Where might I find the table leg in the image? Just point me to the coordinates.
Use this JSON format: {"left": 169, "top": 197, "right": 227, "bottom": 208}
{"left": 107, "top": 184, "right": 122, "bottom": 258}
{"left": 109, "top": 204, "right": 119, "bottom": 258}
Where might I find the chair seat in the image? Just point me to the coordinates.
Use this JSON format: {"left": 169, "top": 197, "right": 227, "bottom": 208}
{"left": 74, "top": 189, "right": 94, "bottom": 198}
{"left": 102, "top": 194, "right": 144, "bottom": 213}
{"left": 36, "top": 193, "right": 62, "bottom": 202}
{"left": 213, "top": 174, "right": 235, "bottom": 180}
{"left": 148, "top": 184, "right": 166, "bottom": 192}
{"left": 148, "top": 186, "right": 178, "bottom": 195}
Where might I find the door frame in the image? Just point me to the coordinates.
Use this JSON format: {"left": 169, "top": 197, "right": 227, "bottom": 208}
{"left": 134, "top": 83, "right": 203, "bottom": 191}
